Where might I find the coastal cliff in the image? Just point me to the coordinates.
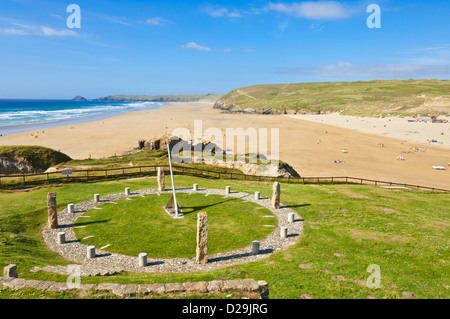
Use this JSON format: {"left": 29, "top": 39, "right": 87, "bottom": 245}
{"left": 0, "top": 146, "right": 72, "bottom": 175}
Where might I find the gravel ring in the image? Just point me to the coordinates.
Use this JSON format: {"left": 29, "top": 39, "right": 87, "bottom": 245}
{"left": 42, "top": 188, "right": 303, "bottom": 274}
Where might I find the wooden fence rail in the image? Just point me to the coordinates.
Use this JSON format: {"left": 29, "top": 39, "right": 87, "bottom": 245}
{"left": 0, "top": 165, "right": 448, "bottom": 192}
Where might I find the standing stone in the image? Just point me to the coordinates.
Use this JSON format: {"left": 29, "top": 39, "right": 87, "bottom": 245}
{"left": 57, "top": 232, "right": 66, "bottom": 244}
{"left": 125, "top": 187, "right": 131, "bottom": 196}
{"left": 272, "top": 182, "right": 280, "bottom": 209}
{"left": 139, "top": 253, "right": 147, "bottom": 267}
{"left": 288, "top": 212, "right": 295, "bottom": 223}
{"left": 225, "top": 186, "right": 231, "bottom": 194}
{"left": 87, "top": 246, "right": 96, "bottom": 258}
{"left": 47, "top": 192, "right": 58, "bottom": 230}
{"left": 193, "top": 184, "right": 198, "bottom": 191}
{"left": 255, "top": 191, "right": 260, "bottom": 200}
{"left": 252, "top": 241, "right": 260, "bottom": 255}
{"left": 94, "top": 194, "right": 100, "bottom": 203}
{"left": 3, "top": 264, "right": 18, "bottom": 278}
{"left": 280, "top": 227, "right": 288, "bottom": 239}
{"left": 157, "top": 167, "right": 165, "bottom": 192}
{"left": 67, "top": 203, "right": 75, "bottom": 214}
{"left": 196, "top": 212, "right": 208, "bottom": 264}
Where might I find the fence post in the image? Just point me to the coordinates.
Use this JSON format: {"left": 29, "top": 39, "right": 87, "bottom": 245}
{"left": 23, "top": 174, "right": 25, "bottom": 183}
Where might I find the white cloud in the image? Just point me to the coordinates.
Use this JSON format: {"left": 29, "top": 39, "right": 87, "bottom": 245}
{"left": 266, "top": 1, "right": 350, "bottom": 20}
{"left": 145, "top": 17, "right": 169, "bottom": 26}
{"left": 1, "top": 27, "right": 29, "bottom": 35}
{"left": 277, "top": 61, "right": 450, "bottom": 77}
{"left": 180, "top": 42, "right": 213, "bottom": 52}
{"left": 0, "top": 23, "right": 77, "bottom": 37}
{"left": 40, "top": 26, "right": 77, "bottom": 37}
{"left": 205, "top": 6, "right": 242, "bottom": 18}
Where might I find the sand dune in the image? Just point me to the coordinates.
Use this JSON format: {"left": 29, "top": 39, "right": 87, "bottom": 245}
{"left": 0, "top": 102, "right": 448, "bottom": 190}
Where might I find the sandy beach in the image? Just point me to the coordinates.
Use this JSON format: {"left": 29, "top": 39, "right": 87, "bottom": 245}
{"left": 0, "top": 102, "right": 449, "bottom": 190}
{"left": 286, "top": 113, "right": 450, "bottom": 149}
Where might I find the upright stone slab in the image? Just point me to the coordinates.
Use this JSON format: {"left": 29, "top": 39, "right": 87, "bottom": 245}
{"left": 87, "top": 246, "right": 96, "bottom": 258}
{"left": 139, "top": 253, "right": 147, "bottom": 267}
{"left": 57, "top": 232, "right": 66, "bottom": 244}
{"left": 67, "top": 203, "right": 75, "bottom": 214}
{"left": 225, "top": 186, "right": 231, "bottom": 194}
{"left": 255, "top": 191, "right": 260, "bottom": 200}
{"left": 280, "top": 227, "right": 288, "bottom": 239}
{"left": 196, "top": 212, "right": 208, "bottom": 264}
{"left": 94, "top": 194, "right": 100, "bottom": 203}
{"left": 3, "top": 264, "right": 18, "bottom": 278}
{"left": 47, "top": 192, "right": 58, "bottom": 230}
{"left": 125, "top": 187, "right": 131, "bottom": 196}
{"left": 157, "top": 167, "right": 165, "bottom": 192}
{"left": 288, "top": 212, "right": 295, "bottom": 223}
{"left": 193, "top": 184, "right": 198, "bottom": 191}
{"left": 252, "top": 241, "right": 260, "bottom": 255}
{"left": 272, "top": 182, "right": 280, "bottom": 209}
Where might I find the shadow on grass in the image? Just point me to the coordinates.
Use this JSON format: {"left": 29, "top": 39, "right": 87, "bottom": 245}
{"left": 178, "top": 198, "right": 239, "bottom": 216}
{"left": 281, "top": 203, "right": 311, "bottom": 209}
{"left": 60, "top": 220, "right": 110, "bottom": 228}
{"left": 208, "top": 248, "right": 274, "bottom": 263}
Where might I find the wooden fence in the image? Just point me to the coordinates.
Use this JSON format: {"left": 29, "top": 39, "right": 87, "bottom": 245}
{"left": 0, "top": 165, "right": 448, "bottom": 192}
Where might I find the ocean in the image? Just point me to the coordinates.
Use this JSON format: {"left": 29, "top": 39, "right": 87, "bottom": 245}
{"left": 0, "top": 99, "right": 164, "bottom": 135}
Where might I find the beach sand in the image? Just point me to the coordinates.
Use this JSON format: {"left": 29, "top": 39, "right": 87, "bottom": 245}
{"left": 0, "top": 102, "right": 449, "bottom": 190}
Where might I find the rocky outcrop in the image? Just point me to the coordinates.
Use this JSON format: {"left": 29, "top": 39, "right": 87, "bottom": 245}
{"left": 0, "top": 155, "right": 41, "bottom": 175}
{"left": 205, "top": 160, "right": 301, "bottom": 178}
{"left": 72, "top": 96, "right": 87, "bottom": 101}
{"left": 142, "top": 135, "right": 223, "bottom": 154}
{"left": 213, "top": 101, "right": 284, "bottom": 115}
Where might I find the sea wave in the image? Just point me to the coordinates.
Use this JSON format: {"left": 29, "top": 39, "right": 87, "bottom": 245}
{"left": 0, "top": 101, "right": 162, "bottom": 132}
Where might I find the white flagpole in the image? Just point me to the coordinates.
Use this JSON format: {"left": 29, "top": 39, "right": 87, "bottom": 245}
{"left": 167, "top": 143, "right": 179, "bottom": 217}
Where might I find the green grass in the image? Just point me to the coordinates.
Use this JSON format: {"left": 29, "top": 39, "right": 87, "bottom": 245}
{"left": 1, "top": 176, "right": 449, "bottom": 299}
{"left": 215, "top": 79, "right": 450, "bottom": 117}
{"left": 73, "top": 193, "right": 276, "bottom": 258}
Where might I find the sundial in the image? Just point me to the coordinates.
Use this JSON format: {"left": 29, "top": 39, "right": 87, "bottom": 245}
{"left": 164, "top": 143, "right": 183, "bottom": 218}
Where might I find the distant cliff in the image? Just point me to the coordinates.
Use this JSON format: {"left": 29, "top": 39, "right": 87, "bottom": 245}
{"left": 95, "top": 94, "right": 223, "bottom": 103}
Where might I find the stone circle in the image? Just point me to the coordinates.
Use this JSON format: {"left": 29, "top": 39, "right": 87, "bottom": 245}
{"left": 41, "top": 187, "right": 303, "bottom": 275}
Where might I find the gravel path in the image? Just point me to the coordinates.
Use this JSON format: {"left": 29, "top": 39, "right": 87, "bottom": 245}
{"left": 41, "top": 187, "right": 303, "bottom": 276}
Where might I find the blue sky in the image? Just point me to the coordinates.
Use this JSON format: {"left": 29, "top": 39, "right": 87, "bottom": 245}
{"left": 0, "top": 0, "right": 449, "bottom": 99}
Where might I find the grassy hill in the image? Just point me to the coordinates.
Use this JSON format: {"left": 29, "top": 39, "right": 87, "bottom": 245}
{"left": 214, "top": 79, "right": 450, "bottom": 117}
{"left": 0, "top": 146, "right": 71, "bottom": 172}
